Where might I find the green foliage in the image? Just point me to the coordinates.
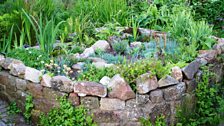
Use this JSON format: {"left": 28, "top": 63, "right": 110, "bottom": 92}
{"left": 7, "top": 48, "right": 50, "bottom": 69}
{"left": 24, "top": 95, "right": 34, "bottom": 123}
{"left": 39, "top": 97, "right": 96, "bottom": 126}
{"left": 72, "top": 0, "right": 129, "bottom": 26}
{"left": 177, "top": 66, "right": 224, "bottom": 125}
{"left": 7, "top": 102, "right": 21, "bottom": 115}
{"left": 78, "top": 64, "right": 116, "bottom": 82}
{"left": 112, "top": 40, "right": 129, "bottom": 54}
{"left": 94, "top": 53, "right": 125, "bottom": 64}
{"left": 22, "top": 9, "right": 65, "bottom": 54}
{"left": 191, "top": 0, "right": 224, "bottom": 37}
{"left": 140, "top": 115, "right": 166, "bottom": 126}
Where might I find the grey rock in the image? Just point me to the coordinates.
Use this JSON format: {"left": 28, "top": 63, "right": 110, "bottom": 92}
{"left": 163, "top": 82, "right": 186, "bottom": 101}
{"left": 51, "top": 76, "right": 73, "bottom": 93}
{"left": 100, "top": 98, "right": 125, "bottom": 110}
{"left": 92, "top": 40, "right": 111, "bottom": 51}
{"left": 182, "top": 60, "right": 200, "bottom": 80}
{"left": 149, "top": 90, "right": 164, "bottom": 103}
{"left": 158, "top": 75, "right": 179, "bottom": 87}
{"left": 80, "top": 96, "right": 99, "bottom": 109}
{"left": 24, "top": 67, "right": 41, "bottom": 83}
{"left": 136, "top": 73, "right": 158, "bottom": 94}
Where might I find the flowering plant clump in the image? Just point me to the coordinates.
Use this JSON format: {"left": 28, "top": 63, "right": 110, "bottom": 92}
{"left": 7, "top": 48, "right": 50, "bottom": 69}
{"left": 43, "top": 59, "right": 75, "bottom": 80}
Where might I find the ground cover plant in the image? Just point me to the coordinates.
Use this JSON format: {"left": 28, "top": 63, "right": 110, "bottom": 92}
{"left": 0, "top": 0, "right": 224, "bottom": 125}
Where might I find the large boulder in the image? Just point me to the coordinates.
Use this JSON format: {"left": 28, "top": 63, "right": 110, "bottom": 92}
{"left": 158, "top": 75, "right": 179, "bottom": 87}
{"left": 136, "top": 73, "right": 158, "bottom": 94}
{"left": 108, "top": 74, "right": 135, "bottom": 101}
{"left": 91, "top": 40, "right": 111, "bottom": 51}
{"left": 24, "top": 67, "right": 42, "bottom": 83}
{"left": 182, "top": 60, "right": 200, "bottom": 80}
{"left": 51, "top": 76, "right": 73, "bottom": 93}
{"left": 74, "top": 82, "right": 107, "bottom": 97}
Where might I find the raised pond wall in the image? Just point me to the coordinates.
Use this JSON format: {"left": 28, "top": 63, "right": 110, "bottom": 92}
{"left": 0, "top": 38, "right": 223, "bottom": 126}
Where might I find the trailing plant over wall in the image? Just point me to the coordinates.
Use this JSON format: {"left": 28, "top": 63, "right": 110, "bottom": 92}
{"left": 24, "top": 95, "right": 34, "bottom": 123}
{"left": 177, "top": 66, "right": 224, "bottom": 125}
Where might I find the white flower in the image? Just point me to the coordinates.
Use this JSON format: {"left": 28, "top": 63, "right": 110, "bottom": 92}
{"left": 41, "top": 61, "right": 44, "bottom": 64}
{"left": 29, "top": 51, "right": 32, "bottom": 54}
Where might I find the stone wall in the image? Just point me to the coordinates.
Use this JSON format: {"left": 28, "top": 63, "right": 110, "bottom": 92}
{"left": 0, "top": 38, "right": 223, "bottom": 126}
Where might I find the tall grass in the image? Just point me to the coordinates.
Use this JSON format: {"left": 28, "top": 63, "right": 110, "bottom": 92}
{"left": 72, "top": 0, "right": 129, "bottom": 26}
{"left": 22, "top": 9, "right": 65, "bottom": 54}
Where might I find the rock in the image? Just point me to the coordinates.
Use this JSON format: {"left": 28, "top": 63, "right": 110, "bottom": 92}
{"left": 182, "top": 60, "right": 200, "bottom": 80}
{"left": 72, "top": 62, "right": 85, "bottom": 70}
{"left": 15, "top": 78, "right": 27, "bottom": 91}
{"left": 197, "top": 58, "right": 208, "bottom": 66}
{"left": 171, "top": 66, "right": 183, "bottom": 82}
{"left": 51, "top": 76, "right": 73, "bottom": 93}
{"left": 92, "top": 40, "right": 111, "bottom": 51}
{"left": 0, "top": 55, "right": 5, "bottom": 66}
{"left": 198, "top": 50, "right": 218, "bottom": 63}
{"left": 9, "top": 62, "right": 26, "bottom": 78}
{"left": 93, "top": 110, "right": 125, "bottom": 123}
{"left": 126, "top": 107, "right": 144, "bottom": 121}
{"left": 108, "top": 74, "right": 135, "bottom": 101}
{"left": 80, "top": 96, "right": 99, "bottom": 109}
{"left": 27, "top": 83, "right": 43, "bottom": 98}
{"left": 136, "top": 73, "right": 158, "bottom": 94}
{"left": 42, "top": 87, "right": 66, "bottom": 102}
{"left": 80, "top": 47, "right": 95, "bottom": 58}
{"left": 100, "top": 98, "right": 125, "bottom": 110}
{"left": 121, "top": 33, "right": 132, "bottom": 40}
{"left": 184, "top": 79, "right": 197, "bottom": 93}
{"left": 100, "top": 76, "right": 111, "bottom": 86}
{"left": 108, "top": 35, "right": 122, "bottom": 44}
{"left": 24, "top": 67, "right": 42, "bottom": 83}
{"left": 41, "top": 74, "right": 52, "bottom": 88}
{"left": 68, "top": 93, "right": 80, "bottom": 106}
{"left": 158, "top": 75, "right": 179, "bottom": 88}
{"left": 92, "top": 62, "right": 107, "bottom": 69}
{"left": 163, "top": 82, "right": 186, "bottom": 101}
{"left": 2, "top": 58, "right": 22, "bottom": 70}
{"left": 213, "top": 42, "right": 224, "bottom": 54}
{"left": 74, "top": 82, "right": 107, "bottom": 97}
{"left": 130, "top": 42, "right": 142, "bottom": 48}
{"left": 126, "top": 94, "right": 150, "bottom": 108}
{"left": 150, "top": 102, "right": 170, "bottom": 123}
{"left": 149, "top": 90, "right": 164, "bottom": 103}
{"left": 88, "top": 57, "right": 106, "bottom": 63}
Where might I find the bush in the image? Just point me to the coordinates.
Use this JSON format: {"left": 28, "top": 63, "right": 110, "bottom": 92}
{"left": 112, "top": 40, "right": 129, "bottom": 54}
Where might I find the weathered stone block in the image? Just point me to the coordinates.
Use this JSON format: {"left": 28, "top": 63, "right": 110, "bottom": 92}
{"left": 81, "top": 96, "right": 100, "bottom": 109}
{"left": 24, "top": 67, "right": 41, "bottom": 83}
{"left": 182, "top": 60, "right": 200, "bottom": 80}
{"left": 93, "top": 110, "right": 125, "bottom": 123}
{"left": 108, "top": 74, "right": 135, "bottom": 101}
{"left": 163, "top": 82, "right": 186, "bottom": 101}
{"left": 68, "top": 93, "right": 80, "bottom": 106}
{"left": 149, "top": 90, "right": 164, "bottom": 103}
{"left": 171, "top": 66, "right": 183, "bottom": 82}
{"left": 15, "top": 78, "right": 27, "bottom": 91}
{"left": 184, "top": 79, "right": 197, "bottom": 93}
{"left": 51, "top": 76, "right": 73, "bottom": 93}
{"left": 136, "top": 73, "right": 158, "bottom": 94}
{"left": 74, "top": 82, "right": 107, "bottom": 97}
{"left": 100, "top": 98, "right": 125, "bottom": 110}
{"left": 92, "top": 40, "right": 111, "bottom": 52}
{"left": 9, "top": 62, "right": 26, "bottom": 78}
{"left": 27, "top": 83, "right": 43, "bottom": 98}
{"left": 41, "top": 74, "right": 52, "bottom": 88}
{"left": 158, "top": 75, "right": 179, "bottom": 87}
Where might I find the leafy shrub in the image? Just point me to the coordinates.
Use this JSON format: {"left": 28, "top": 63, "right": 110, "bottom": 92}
{"left": 24, "top": 95, "right": 34, "bottom": 123}
{"left": 39, "top": 97, "right": 96, "bottom": 126}
{"left": 112, "top": 40, "right": 129, "bottom": 54}
{"left": 177, "top": 66, "right": 224, "bottom": 125}
{"left": 7, "top": 48, "right": 50, "bottom": 69}
{"left": 7, "top": 101, "right": 21, "bottom": 115}
{"left": 140, "top": 115, "right": 166, "bottom": 126}
{"left": 78, "top": 64, "right": 116, "bottom": 82}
